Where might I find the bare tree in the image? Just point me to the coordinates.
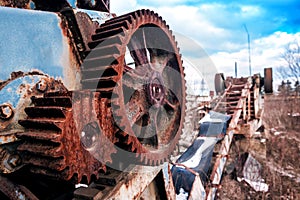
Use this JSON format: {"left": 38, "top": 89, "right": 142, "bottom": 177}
{"left": 276, "top": 41, "right": 300, "bottom": 82}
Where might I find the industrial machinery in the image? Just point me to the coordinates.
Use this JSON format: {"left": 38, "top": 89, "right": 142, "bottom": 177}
{"left": 0, "top": 1, "right": 186, "bottom": 199}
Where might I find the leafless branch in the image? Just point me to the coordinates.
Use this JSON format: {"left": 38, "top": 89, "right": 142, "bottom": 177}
{"left": 276, "top": 40, "right": 300, "bottom": 81}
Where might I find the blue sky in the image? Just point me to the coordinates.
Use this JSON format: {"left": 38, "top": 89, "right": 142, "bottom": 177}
{"left": 111, "top": 0, "right": 300, "bottom": 91}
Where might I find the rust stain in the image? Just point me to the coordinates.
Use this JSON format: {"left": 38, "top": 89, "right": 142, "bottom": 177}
{"left": 74, "top": 11, "right": 99, "bottom": 52}
{"left": 0, "top": 0, "right": 30, "bottom": 8}
{"left": 59, "top": 9, "right": 94, "bottom": 90}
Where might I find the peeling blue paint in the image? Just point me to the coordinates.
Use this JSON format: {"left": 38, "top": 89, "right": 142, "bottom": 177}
{"left": 0, "top": 75, "right": 45, "bottom": 108}
{"left": 0, "top": 7, "right": 66, "bottom": 81}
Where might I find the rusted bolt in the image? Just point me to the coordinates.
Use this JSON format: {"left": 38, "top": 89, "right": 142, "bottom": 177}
{"left": 148, "top": 77, "right": 165, "bottom": 106}
{"left": 7, "top": 154, "right": 21, "bottom": 168}
{"left": 152, "top": 85, "right": 162, "bottom": 98}
{"left": 36, "top": 79, "right": 48, "bottom": 93}
{"left": 0, "top": 104, "right": 14, "bottom": 120}
{"left": 80, "top": 122, "right": 100, "bottom": 150}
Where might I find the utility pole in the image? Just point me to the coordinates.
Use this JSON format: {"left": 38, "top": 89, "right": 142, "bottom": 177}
{"left": 243, "top": 24, "right": 252, "bottom": 76}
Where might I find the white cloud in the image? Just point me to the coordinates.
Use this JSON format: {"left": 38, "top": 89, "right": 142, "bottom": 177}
{"left": 110, "top": 1, "right": 300, "bottom": 85}
{"left": 111, "top": 2, "right": 232, "bottom": 52}
{"left": 143, "top": 5, "right": 232, "bottom": 53}
{"left": 210, "top": 32, "right": 300, "bottom": 78}
{"left": 240, "top": 5, "right": 261, "bottom": 17}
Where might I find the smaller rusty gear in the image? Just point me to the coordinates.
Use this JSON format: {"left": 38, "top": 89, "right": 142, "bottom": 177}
{"left": 17, "top": 91, "right": 115, "bottom": 183}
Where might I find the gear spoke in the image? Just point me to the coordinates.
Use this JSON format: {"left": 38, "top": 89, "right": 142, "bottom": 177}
{"left": 124, "top": 90, "right": 149, "bottom": 127}
{"left": 128, "top": 29, "right": 149, "bottom": 67}
{"left": 149, "top": 49, "right": 172, "bottom": 74}
{"left": 164, "top": 88, "right": 180, "bottom": 111}
{"left": 122, "top": 67, "right": 149, "bottom": 91}
{"left": 137, "top": 107, "right": 159, "bottom": 148}
{"left": 164, "top": 97, "right": 179, "bottom": 111}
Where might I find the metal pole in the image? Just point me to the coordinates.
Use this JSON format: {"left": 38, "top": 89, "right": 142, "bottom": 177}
{"left": 243, "top": 24, "right": 252, "bottom": 76}
{"left": 235, "top": 62, "right": 237, "bottom": 78}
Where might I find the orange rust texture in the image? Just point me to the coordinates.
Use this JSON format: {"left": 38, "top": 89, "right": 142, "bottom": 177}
{"left": 74, "top": 11, "right": 99, "bottom": 52}
{"left": 0, "top": 0, "right": 30, "bottom": 8}
{"left": 72, "top": 91, "right": 117, "bottom": 165}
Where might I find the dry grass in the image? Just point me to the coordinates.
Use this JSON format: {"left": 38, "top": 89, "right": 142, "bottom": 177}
{"left": 262, "top": 94, "right": 300, "bottom": 199}
{"left": 217, "top": 94, "right": 300, "bottom": 199}
{"left": 263, "top": 94, "right": 300, "bottom": 132}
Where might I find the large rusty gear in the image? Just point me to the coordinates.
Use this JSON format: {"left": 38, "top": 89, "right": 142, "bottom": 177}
{"left": 82, "top": 9, "right": 186, "bottom": 166}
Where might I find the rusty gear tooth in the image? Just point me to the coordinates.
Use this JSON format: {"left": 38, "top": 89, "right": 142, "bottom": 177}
{"left": 24, "top": 106, "right": 68, "bottom": 119}
{"left": 128, "top": 142, "right": 136, "bottom": 152}
{"left": 83, "top": 55, "right": 119, "bottom": 69}
{"left": 140, "top": 154, "right": 146, "bottom": 164}
{"left": 17, "top": 131, "right": 61, "bottom": 142}
{"left": 86, "top": 45, "right": 121, "bottom": 62}
{"left": 147, "top": 159, "right": 153, "bottom": 166}
{"left": 81, "top": 65, "right": 118, "bottom": 75}
{"left": 89, "top": 34, "right": 125, "bottom": 49}
{"left": 31, "top": 96, "right": 72, "bottom": 108}
{"left": 23, "top": 156, "right": 66, "bottom": 171}
{"left": 29, "top": 166, "right": 71, "bottom": 180}
{"left": 115, "top": 130, "right": 128, "bottom": 138}
{"left": 91, "top": 27, "right": 127, "bottom": 42}
{"left": 103, "top": 17, "right": 131, "bottom": 28}
{"left": 115, "top": 132, "right": 129, "bottom": 144}
{"left": 17, "top": 141, "right": 63, "bottom": 158}
{"left": 98, "top": 20, "right": 130, "bottom": 33}
{"left": 18, "top": 119, "right": 63, "bottom": 132}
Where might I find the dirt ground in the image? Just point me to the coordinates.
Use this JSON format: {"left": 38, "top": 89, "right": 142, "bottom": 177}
{"left": 216, "top": 95, "right": 300, "bottom": 199}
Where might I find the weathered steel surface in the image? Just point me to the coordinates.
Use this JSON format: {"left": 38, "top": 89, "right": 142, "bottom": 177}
{"left": 0, "top": 3, "right": 109, "bottom": 183}
{"left": 73, "top": 163, "right": 175, "bottom": 199}
{"left": 0, "top": 3, "right": 186, "bottom": 199}
{"left": 105, "top": 165, "right": 168, "bottom": 199}
{"left": 0, "top": 7, "right": 82, "bottom": 90}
